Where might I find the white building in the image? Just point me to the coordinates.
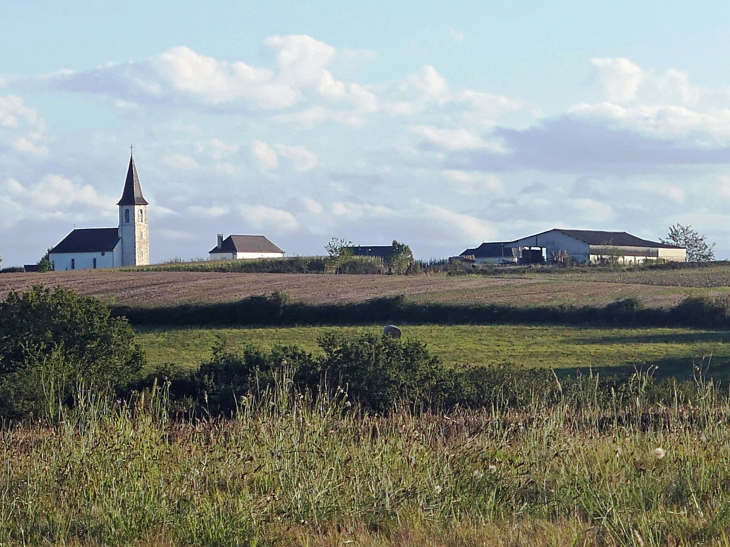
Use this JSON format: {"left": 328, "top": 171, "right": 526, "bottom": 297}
{"left": 49, "top": 152, "right": 149, "bottom": 270}
{"left": 209, "top": 235, "right": 284, "bottom": 261}
{"left": 509, "top": 229, "right": 686, "bottom": 264}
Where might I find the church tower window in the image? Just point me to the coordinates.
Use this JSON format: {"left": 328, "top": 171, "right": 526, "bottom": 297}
{"left": 125, "top": 209, "right": 130, "bottom": 223}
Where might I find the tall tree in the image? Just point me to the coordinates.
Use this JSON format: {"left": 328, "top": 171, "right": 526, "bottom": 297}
{"left": 661, "top": 224, "right": 715, "bottom": 262}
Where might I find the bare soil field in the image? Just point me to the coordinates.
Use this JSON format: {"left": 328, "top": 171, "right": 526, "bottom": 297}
{"left": 1, "top": 270, "right": 726, "bottom": 308}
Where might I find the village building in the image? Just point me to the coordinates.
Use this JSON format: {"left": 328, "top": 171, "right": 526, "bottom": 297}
{"left": 509, "top": 229, "right": 686, "bottom": 264}
{"left": 346, "top": 245, "right": 394, "bottom": 260}
{"left": 460, "top": 229, "right": 686, "bottom": 265}
{"left": 459, "top": 242, "right": 518, "bottom": 264}
{"left": 208, "top": 235, "right": 284, "bottom": 260}
{"left": 49, "top": 152, "right": 149, "bottom": 270}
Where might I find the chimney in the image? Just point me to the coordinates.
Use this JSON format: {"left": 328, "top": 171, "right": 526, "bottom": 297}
{"left": 217, "top": 234, "right": 223, "bottom": 250}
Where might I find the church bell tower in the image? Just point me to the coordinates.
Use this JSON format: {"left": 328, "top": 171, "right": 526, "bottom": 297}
{"left": 117, "top": 148, "right": 149, "bottom": 266}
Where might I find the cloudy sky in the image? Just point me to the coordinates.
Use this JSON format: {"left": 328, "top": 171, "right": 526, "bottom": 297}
{"left": 2, "top": 0, "right": 730, "bottom": 266}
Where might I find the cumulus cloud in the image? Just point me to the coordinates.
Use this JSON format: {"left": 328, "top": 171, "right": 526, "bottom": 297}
{"left": 412, "top": 125, "right": 503, "bottom": 151}
{"left": 443, "top": 170, "right": 504, "bottom": 194}
{"left": 591, "top": 58, "right": 644, "bottom": 104}
{"left": 162, "top": 153, "right": 200, "bottom": 170}
{"left": 240, "top": 204, "right": 298, "bottom": 231}
{"left": 154, "top": 46, "right": 300, "bottom": 108}
{"left": 274, "top": 144, "right": 318, "bottom": 171}
{"left": 186, "top": 205, "right": 230, "bottom": 217}
{"left": 252, "top": 140, "right": 279, "bottom": 171}
{"left": 1, "top": 175, "right": 115, "bottom": 227}
{"left": 302, "top": 197, "right": 323, "bottom": 214}
{"left": 0, "top": 95, "right": 46, "bottom": 154}
{"left": 419, "top": 203, "right": 495, "bottom": 241}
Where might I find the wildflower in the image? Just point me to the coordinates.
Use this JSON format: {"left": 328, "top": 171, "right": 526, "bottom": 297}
{"left": 472, "top": 470, "right": 484, "bottom": 479}
{"left": 654, "top": 447, "right": 666, "bottom": 460}
{"left": 488, "top": 464, "right": 497, "bottom": 473}
{"left": 434, "top": 485, "right": 442, "bottom": 494}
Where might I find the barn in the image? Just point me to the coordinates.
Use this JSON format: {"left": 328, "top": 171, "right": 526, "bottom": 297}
{"left": 509, "top": 229, "right": 686, "bottom": 264}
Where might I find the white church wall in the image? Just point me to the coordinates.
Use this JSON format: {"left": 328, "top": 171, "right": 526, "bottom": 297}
{"left": 50, "top": 248, "right": 119, "bottom": 271}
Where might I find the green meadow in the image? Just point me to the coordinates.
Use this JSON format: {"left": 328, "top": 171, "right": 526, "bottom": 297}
{"left": 138, "top": 324, "right": 730, "bottom": 380}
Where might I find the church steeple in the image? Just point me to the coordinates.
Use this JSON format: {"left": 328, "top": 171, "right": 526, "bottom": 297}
{"left": 117, "top": 147, "right": 150, "bottom": 266}
{"left": 117, "top": 150, "right": 148, "bottom": 206}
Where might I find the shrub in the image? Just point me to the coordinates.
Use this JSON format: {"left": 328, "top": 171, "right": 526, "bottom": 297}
{"left": 298, "top": 332, "right": 449, "bottom": 412}
{"left": 0, "top": 286, "right": 145, "bottom": 419}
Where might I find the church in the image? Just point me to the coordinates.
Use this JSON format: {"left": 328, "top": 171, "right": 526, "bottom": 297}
{"left": 49, "top": 152, "right": 149, "bottom": 270}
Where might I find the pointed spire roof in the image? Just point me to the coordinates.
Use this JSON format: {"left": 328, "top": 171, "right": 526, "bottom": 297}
{"left": 117, "top": 153, "right": 149, "bottom": 206}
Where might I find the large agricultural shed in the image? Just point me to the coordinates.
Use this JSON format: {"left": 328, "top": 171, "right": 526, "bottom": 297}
{"left": 461, "top": 229, "right": 686, "bottom": 264}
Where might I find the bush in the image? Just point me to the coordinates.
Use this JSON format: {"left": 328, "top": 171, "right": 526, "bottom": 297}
{"left": 0, "top": 286, "right": 145, "bottom": 419}
{"left": 298, "top": 332, "right": 449, "bottom": 412}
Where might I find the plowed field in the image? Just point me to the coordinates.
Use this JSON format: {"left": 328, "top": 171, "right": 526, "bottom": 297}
{"left": 1, "top": 270, "right": 726, "bottom": 308}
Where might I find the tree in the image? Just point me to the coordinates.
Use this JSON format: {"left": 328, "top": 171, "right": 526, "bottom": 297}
{"left": 37, "top": 248, "right": 52, "bottom": 272}
{"left": 325, "top": 237, "right": 353, "bottom": 259}
{"left": 661, "top": 224, "right": 715, "bottom": 262}
{"left": 386, "top": 240, "right": 414, "bottom": 274}
{"left": 0, "top": 286, "right": 145, "bottom": 418}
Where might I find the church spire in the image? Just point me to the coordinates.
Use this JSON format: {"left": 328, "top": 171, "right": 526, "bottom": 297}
{"left": 117, "top": 150, "right": 149, "bottom": 206}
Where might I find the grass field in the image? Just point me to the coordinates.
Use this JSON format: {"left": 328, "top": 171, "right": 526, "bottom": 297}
{"left": 138, "top": 324, "right": 730, "bottom": 380}
{"left": 5, "top": 376, "right": 730, "bottom": 546}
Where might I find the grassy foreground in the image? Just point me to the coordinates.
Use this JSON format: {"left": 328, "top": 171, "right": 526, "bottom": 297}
{"left": 4, "top": 374, "right": 730, "bottom": 546}
{"left": 138, "top": 324, "right": 730, "bottom": 380}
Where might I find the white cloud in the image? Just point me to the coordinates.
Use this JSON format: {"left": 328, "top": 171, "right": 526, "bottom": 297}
{"left": 240, "top": 204, "right": 298, "bottom": 231}
{"left": 162, "top": 153, "right": 200, "bottom": 170}
{"left": 638, "top": 182, "right": 686, "bottom": 204}
{"left": 154, "top": 46, "right": 300, "bottom": 108}
{"left": 449, "top": 28, "right": 465, "bottom": 42}
{"left": 420, "top": 203, "right": 495, "bottom": 241}
{"left": 274, "top": 144, "right": 318, "bottom": 171}
{"left": 568, "top": 102, "right": 730, "bottom": 141}
{"left": 251, "top": 140, "right": 279, "bottom": 171}
{"left": 2, "top": 175, "right": 115, "bottom": 225}
{"left": 302, "top": 197, "right": 323, "bottom": 214}
{"left": 443, "top": 170, "right": 504, "bottom": 194}
{"left": 332, "top": 201, "right": 394, "bottom": 219}
{"left": 411, "top": 125, "right": 503, "bottom": 151}
{"left": 186, "top": 205, "right": 230, "bottom": 217}
{"left": 0, "top": 95, "right": 46, "bottom": 154}
{"left": 383, "top": 65, "right": 450, "bottom": 115}
{"left": 591, "top": 58, "right": 644, "bottom": 104}
{"left": 570, "top": 198, "right": 614, "bottom": 221}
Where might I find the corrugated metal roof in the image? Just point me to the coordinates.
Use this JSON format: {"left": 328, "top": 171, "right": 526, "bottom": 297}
{"left": 50, "top": 228, "right": 120, "bottom": 254}
{"left": 117, "top": 155, "right": 149, "bottom": 206}
{"left": 209, "top": 235, "right": 284, "bottom": 254}
{"left": 553, "top": 229, "right": 682, "bottom": 249}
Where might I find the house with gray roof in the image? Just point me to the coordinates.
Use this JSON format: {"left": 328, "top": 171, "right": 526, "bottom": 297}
{"left": 209, "top": 235, "right": 284, "bottom": 260}
{"left": 49, "top": 151, "right": 150, "bottom": 270}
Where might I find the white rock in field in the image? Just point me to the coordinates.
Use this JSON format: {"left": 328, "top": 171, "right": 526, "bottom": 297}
{"left": 383, "top": 325, "right": 402, "bottom": 338}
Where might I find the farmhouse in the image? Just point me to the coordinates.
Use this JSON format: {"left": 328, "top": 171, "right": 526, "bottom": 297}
{"left": 209, "top": 235, "right": 284, "bottom": 260}
{"left": 459, "top": 242, "right": 518, "bottom": 264}
{"left": 49, "top": 152, "right": 149, "bottom": 270}
{"left": 509, "top": 229, "right": 686, "bottom": 264}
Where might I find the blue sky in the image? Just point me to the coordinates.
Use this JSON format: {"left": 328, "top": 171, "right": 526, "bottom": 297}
{"left": 2, "top": 0, "right": 730, "bottom": 265}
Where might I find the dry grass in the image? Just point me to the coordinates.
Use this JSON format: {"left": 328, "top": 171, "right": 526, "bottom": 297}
{"left": 2, "top": 269, "right": 729, "bottom": 309}
{"left": 4, "top": 374, "right": 730, "bottom": 545}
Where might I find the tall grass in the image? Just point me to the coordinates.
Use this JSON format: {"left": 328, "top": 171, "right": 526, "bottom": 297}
{"left": 4, "top": 371, "right": 730, "bottom": 545}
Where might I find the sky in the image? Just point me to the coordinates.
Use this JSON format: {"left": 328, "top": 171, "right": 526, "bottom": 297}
{"left": 3, "top": 0, "right": 730, "bottom": 266}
